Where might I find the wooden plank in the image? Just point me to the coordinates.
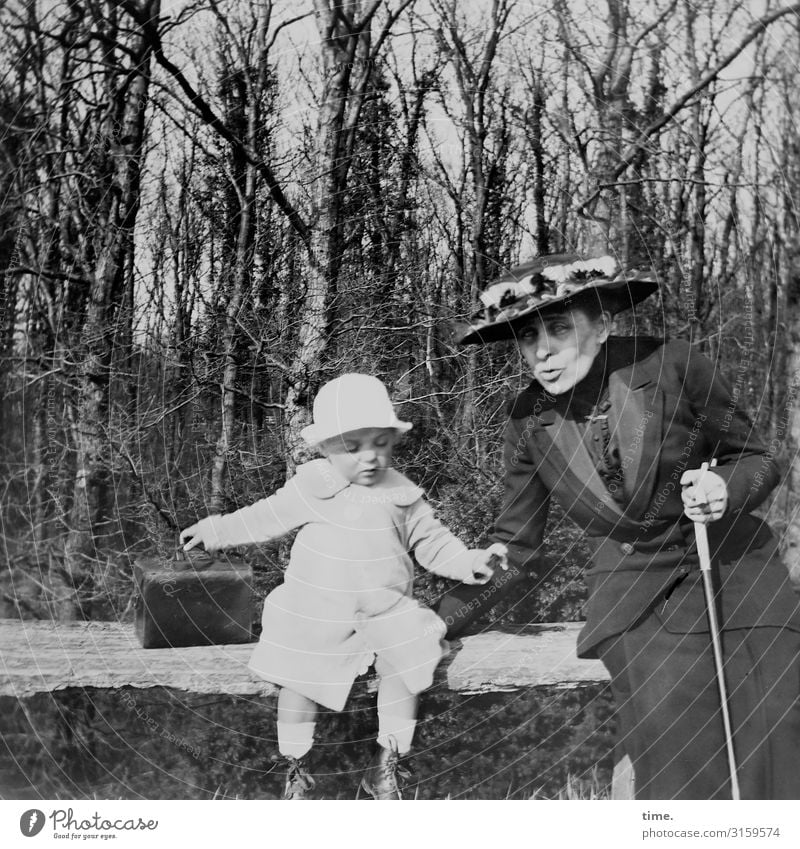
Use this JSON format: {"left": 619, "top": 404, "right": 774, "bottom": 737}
{"left": 441, "top": 625, "right": 609, "bottom": 693}
{"left": 0, "top": 619, "right": 609, "bottom": 699}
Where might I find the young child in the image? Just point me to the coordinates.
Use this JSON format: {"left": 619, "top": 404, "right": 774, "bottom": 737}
{"left": 180, "top": 373, "right": 506, "bottom": 800}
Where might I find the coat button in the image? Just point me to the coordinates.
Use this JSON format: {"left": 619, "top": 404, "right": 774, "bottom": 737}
{"left": 620, "top": 542, "right": 635, "bottom": 555}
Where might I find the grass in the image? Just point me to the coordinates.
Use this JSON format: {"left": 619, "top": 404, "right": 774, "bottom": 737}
{"left": 1, "top": 685, "right": 616, "bottom": 801}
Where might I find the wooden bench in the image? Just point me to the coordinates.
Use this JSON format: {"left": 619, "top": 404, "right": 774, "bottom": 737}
{"left": 0, "top": 618, "right": 609, "bottom": 697}
{"left": 0, "top": 618, "right": 633, "bottom": 797}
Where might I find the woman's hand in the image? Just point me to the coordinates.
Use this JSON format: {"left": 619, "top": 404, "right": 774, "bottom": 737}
{"left": 680, "top": 468, "right": 728, "bottom": 523}
{"left": 179, "top": 516, "right": 222, "bottom": 551}
{"left": 467, "top": 542, "right": 509, "bottom": 585}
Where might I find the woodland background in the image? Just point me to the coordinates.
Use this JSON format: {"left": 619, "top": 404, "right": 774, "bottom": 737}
{"left": 2, "top": 0, "right": 800, "bottom": 799}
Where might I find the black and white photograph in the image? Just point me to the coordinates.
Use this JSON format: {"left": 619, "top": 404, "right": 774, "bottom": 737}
{"left": 1, "top": 0, "right": 800, "bottom": 833}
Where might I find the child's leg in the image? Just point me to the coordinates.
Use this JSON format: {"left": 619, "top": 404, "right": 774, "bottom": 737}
{"left": 277, "top": 688, "right": 319, "bottom": 759}
{"left": 376, "top": 670, "right": 418, "bottom": 755}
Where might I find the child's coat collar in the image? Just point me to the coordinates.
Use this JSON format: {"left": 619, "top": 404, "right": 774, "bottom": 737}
{"left": 296, "top": 459, "right": 424, "bottom": 506}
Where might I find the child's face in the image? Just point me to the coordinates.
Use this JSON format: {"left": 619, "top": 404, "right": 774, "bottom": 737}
{"left": 321, "top": 427, "right": 397, "bottom": 486}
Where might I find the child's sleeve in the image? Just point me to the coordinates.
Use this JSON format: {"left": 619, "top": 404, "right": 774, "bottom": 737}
{"left": 403, "top": 497, "right": 478, "bottom": 581}
{"left": 200, "top": 479, "right": 310, "bottom": 548}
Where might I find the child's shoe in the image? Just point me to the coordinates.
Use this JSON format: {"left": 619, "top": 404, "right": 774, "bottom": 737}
{"left": 282, "top": 756, "right": 315, "bottom": 800}
{"left": 359, "top": 739, "right": 412, "bottom": 800}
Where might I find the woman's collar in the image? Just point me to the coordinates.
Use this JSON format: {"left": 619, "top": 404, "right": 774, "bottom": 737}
{"left": 508, "top": 336, "right": 659, "bottom": 419}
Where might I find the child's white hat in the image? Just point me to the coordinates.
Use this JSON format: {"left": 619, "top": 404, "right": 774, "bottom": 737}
{"left": 300, "top": 373, "right": 413, "bottom": 446}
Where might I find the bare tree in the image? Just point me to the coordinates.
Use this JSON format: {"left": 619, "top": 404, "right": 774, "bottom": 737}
{"left": 59, "top": 0, "right": 161, "bottom": 617}
{"left": 425, "top": 0, "right": 520, "bottom": 452}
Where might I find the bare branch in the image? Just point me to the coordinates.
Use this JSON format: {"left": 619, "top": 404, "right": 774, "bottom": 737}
{"left": 113, "top": 0, "right": 311, "bottom": 247}
{"left": 577, "top": 2, "right": 800, "bottom": 217}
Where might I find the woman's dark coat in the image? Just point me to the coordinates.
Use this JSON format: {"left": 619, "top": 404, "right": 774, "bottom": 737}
{"left": 440, "top": 336, "right": 800, "bottom": 646}
{"left": 436, "top": 334, "right": 800, "bottom": 799}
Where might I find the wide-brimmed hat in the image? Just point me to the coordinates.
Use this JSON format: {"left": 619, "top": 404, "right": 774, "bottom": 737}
{"left": 300, "top": 373, "right": 413, "bottom": 446}
{"left": 458, "top": 253, "right": 658, "bottom": 345}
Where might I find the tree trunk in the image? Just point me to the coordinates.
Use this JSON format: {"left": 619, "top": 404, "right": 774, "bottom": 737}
{"left": 209, "top": 164, "right": 258, "bottom": 512}
{"left": 208, "top": 9, "right": 272, "bottom": 511}
{"left": 63, "top": 0, "right": 158, "bottom": 619}
{"left": 284, "top": 0, "right": 377, "bottom": 465}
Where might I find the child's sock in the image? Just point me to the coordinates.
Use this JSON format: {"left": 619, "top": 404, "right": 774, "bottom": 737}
{"left": 377, "top": 715, "right": 416, "bottom": 755}
{"left": 277, "top": 721, "right": 316, "bottom": 759}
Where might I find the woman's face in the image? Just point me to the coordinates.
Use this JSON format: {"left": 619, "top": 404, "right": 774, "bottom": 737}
{"left": 517, "top": 307, "right": 609, "bottom": 395}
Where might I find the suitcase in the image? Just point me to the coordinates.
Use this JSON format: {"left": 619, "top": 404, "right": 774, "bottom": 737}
{"left": 134, "top": 550, "right": 254, "bottom": 648}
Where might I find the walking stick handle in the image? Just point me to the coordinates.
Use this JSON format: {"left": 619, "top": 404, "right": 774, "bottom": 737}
{"left": 689, "top": 460, "right": 718, "bottom": 573}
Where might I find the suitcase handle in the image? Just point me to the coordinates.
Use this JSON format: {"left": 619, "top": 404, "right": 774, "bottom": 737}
{"left": 173, "top": 548, "right": 219, "bottom": 572}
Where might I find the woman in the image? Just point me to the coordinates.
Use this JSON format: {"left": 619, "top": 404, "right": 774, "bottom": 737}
{"left": 437, "top": 253, "right": 800, "bottom": 800}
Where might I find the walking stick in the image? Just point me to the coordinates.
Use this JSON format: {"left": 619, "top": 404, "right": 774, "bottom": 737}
{"left": 692, "top": 460, "right": 741, "bottom": 800}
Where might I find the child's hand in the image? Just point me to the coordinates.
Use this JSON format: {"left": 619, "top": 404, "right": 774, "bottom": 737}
{"left": 466, "top": 542, "right": 508, "bottom": 585}
{"left": 179, "top": 517, "right": 222, "bottom": 552}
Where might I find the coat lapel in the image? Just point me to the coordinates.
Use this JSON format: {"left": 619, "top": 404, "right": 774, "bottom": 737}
{"left": 510, "top": 337, "right": 667, "bottom": 533}
{"left": 526, "top": 340, "right": 666, "bottom": 530}
{"left": 607, "top": 364, "right": 664, "bottom": 521}
{"left": 532, "top": 408, "right": 633, "bottom": 526}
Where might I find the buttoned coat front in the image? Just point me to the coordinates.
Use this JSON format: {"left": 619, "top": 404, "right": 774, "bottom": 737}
{"left": 492, "top": 336, "right": 800, "bottom": 656}
{"left": 204, "top": 459, "right": 478, "bottom": 710}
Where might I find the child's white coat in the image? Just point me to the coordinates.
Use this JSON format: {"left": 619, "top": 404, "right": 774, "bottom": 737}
{"left": 205, "top": 459, "right": 478, "bottom": 710}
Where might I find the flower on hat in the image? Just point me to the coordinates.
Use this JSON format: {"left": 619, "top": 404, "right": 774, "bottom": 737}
{"left": 459, "top": 253, "right": 657, "bottom": 345}
{"left": 475, "top": 255, "right": 621, "bottom": 325}
{"left": 479, "top": 279, "right": 537, "bottom": 311}
{"left": 541, "top": 255, "right": 617, "bottom": 284}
